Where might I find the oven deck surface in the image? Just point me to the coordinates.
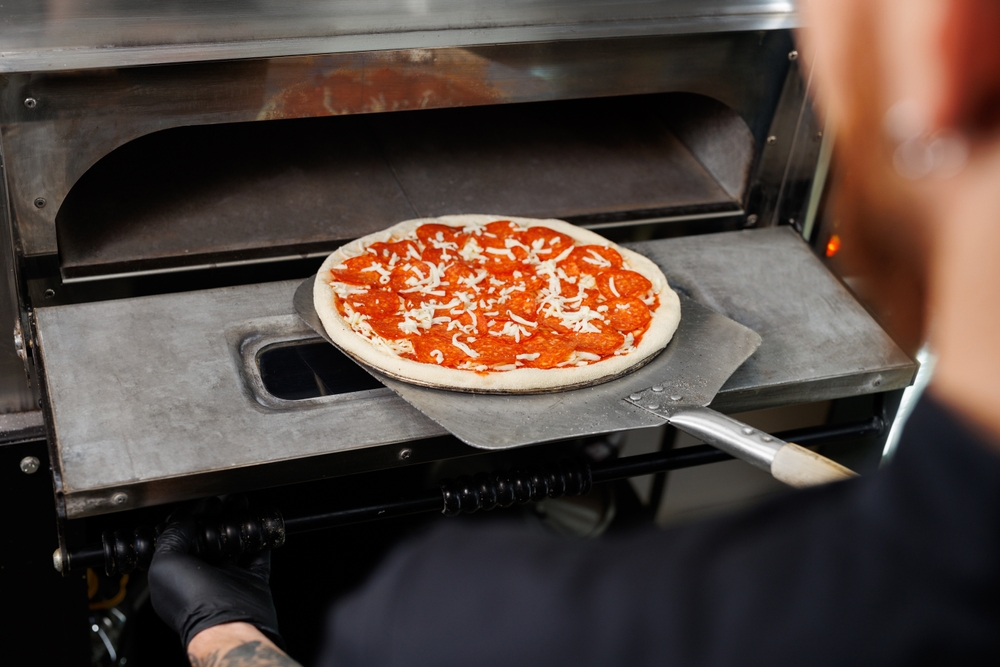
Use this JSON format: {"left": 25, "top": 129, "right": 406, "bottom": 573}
{"left": 34, "top": 227, "right": 915, "bottom": 518}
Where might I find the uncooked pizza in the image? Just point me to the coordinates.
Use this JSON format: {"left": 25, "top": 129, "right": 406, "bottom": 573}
{"left": 314, "top": 215, "right": 680, "bottom": 392}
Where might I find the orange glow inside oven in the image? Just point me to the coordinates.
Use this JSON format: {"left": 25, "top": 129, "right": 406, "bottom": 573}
{"left": 825, "top": 234, "right": 842, "bottom": 258}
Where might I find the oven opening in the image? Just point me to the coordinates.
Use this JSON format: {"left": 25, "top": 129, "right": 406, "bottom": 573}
{"left": 56, "top": 92, "right": 756, "bottom": 281}
{"left": 257, "top": 341, "right": 383, "bottom": 400}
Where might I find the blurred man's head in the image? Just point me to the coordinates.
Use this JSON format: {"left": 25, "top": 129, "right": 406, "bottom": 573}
{"left": 797, "top": 0, "right": 1000, "bottom": 353}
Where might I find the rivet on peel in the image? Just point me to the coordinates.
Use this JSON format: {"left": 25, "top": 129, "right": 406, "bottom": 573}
{"left": 629, "top": 393, "right": 642, "bottom": 401}
{"left": 742, "top": 427, "right": 754, "bottom": 435}
{"left": 647, "top": 404, "right": 660, "bottom": 411}
{"left": 669, "top": 395, "right": 682, "bottom": 402}
{"left": 651, "top": 385, "right": 664, "bottom": 393}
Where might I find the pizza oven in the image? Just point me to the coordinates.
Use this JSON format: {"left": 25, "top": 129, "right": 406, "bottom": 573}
{"left": 0, "top": 2, "right": 918, "bottom": 663}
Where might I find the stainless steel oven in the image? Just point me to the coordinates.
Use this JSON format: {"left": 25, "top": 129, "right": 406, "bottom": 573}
{"left": 0, "top": 2, "right": 915, "bottom": 663}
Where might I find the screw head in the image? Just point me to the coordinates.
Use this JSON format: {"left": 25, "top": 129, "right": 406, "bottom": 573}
{"left": 24, "top": 97, "right": 37, "bottom": 109}
{"left": 20, "top": 456, "right": 40, "bottom": 474}
{"left": 766, "top": 135, "right": 778, "bottom": 145}
{"left": 397, "top": 448, "right": 412, "bottom": 461}
{"left": 43, "top": 288, "right": 55, "bottom": 299}
{"left": 788, "top": 50, "right": 799, "bottom": 61}
{"left": 744, "top": 213, "right": 759, "bottom": 228}
{"left": 33, "top": 197, "right": 46, "bottom": 209}
{"left": 52, "top": 548, "right": 64, "bottom": 573}
{"left": 111, "top": 492, "right": 128, "bottom": 505}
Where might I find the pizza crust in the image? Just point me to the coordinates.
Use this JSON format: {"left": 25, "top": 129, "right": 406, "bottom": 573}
{"left": 314, "top": 215, "right": 680, "bottom": 393}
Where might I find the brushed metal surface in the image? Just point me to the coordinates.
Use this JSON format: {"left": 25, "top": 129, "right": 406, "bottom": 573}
{"left": 633, "top": 227, "right": 917, "bottom": 410}
{"left": 35, "top": 281, "right": 449, "bottom": 518}
{"left": 297, "top": 277, "right": 759, "bottom": 449}
{"left": 35, "top": 228, "right": 914, "bottom": 516}
{"left": 1, "top": 31, "right": 794, "bottom": 257}
{"left": 0, "top": 1, "right": 797, "bottom": 72}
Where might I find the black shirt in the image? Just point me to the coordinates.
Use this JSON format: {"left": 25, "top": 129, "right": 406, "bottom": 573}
{"left": 318, "top": 398, "right": 1000, "bottom": 666}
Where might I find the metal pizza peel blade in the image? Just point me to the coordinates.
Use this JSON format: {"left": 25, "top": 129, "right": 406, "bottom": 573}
{"left": 295, "top": 277, "right": 741, "bottom": 443}
{"left": 295, "top": 277, "right": 855, "bottom": 486}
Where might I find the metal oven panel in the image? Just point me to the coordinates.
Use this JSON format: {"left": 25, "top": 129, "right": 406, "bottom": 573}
{"left": 0, "top": 1, "right": 796, "bottom": 72}
{"left": 34, "top": 281, "right": 450, "bottom": 519}
{"left": 33, "top": 227, "right": 915, "bottom": 519}
{"left": 2, "top": 30, "right": 793, "bottom": 259}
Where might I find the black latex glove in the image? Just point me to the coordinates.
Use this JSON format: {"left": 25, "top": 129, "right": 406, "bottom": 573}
{"left": 148, "top": 504, "right": 282, "bottom": 649}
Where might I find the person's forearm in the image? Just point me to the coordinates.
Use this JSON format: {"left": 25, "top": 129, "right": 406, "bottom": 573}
{"left": 187, "top": 622, "right": 301, "bottom": 667}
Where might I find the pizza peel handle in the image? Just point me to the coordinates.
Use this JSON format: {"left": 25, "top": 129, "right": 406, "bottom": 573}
{"left": 663, "top": 406, "right": 858, "bottom": 487}
{"left": 623, "top": 300, "right": 858, "bottom": 488}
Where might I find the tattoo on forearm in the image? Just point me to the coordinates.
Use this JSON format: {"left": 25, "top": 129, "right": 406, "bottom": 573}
{"left": 188, "top": 641, "right": 302, "bottom": 667}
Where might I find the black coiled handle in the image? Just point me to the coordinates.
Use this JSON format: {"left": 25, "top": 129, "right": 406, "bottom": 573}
{"left": 440, "top": 459, "right": 593, "bottom": 516}
{"left": 100, "top": 508, "right": 285, "bottom": 577}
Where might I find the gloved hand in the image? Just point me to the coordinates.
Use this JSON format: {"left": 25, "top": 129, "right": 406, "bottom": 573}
{"left": 148, "top": 500, "right": 282, "bottom": 649}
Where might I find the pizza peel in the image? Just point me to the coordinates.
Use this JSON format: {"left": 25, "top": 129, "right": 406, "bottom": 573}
{"left": 294, "top": 276, "right": 856, "bottom": 487}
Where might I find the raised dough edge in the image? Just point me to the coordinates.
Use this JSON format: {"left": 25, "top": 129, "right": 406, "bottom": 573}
{"left": 314, "top": 214, "right": 680, "bottom": 393}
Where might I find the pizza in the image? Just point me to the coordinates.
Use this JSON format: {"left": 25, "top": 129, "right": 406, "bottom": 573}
{"left": 313, "top": 215, "right": 680, "bottom": 393}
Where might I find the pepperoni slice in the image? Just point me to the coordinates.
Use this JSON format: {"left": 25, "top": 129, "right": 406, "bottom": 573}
{"left": 384, "top": 240, "right": 421, "bottom": 261}
{"left": 415, "top": 224, "right": 463, "bottom": 245}
{"left": 481, "top": 250, "right": 522, "bottom": 273}
{"left": 364, "top": 242, "right": 396, "bottom": 261}
{"left": 560, "top": 281, "right": 601, "bottom": 310}
{"left": 367, "top": 314, "right": 406, "bottom": 340}
{"left": 443, "top": 261, "right": 478, "bottom": 288}
{"left": 422, "top": 246, "right": 457, "bottom": 265}
{"left": 388, "top": 264, "right": 426, "bottom": 291}
{"left": 330, "top": 255, "right": 388, "bottom": 286}
{"left": 597, "top": 269, "right": 652, "bottom": 299}
{"left": 504, "top": 292, "right": 539, "bottom": 321}
{"left": 483, "top": 220, "right": 520, "bottom": 238}
{"left": 345, "top": 289, "right": 400, "bottom": 318}
{"left": 522, "top": 227, "right": 574, "bottom": 255}
{"left": 448, "top": 311, "right": 483, "bottom": 335}
{"left": 521, "top": 332, "right": 576, "bottom": 368}
{"left": 484, "top": 317, "right": 536, "bottom": 343}
{"left": 573, "top": 325, "right": 624, "bottom": 356}
{"left": 565, "top": 245, "right": 624, "bottom": 271}
{"left": 605, "top": 297, "right": 652, "bottom": 332}
{"left": 477, "top": 221, "right": 519, "bottom": 250}
{"left": 409, "top": 332, "right": 465, "bottom": 366}
{"left": 470, "top": 337, "right": 521, "bottom": 365}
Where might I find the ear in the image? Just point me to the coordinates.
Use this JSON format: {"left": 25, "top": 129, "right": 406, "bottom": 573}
{"left": 937, "top": 0, "right": 1000, "bottom": 134}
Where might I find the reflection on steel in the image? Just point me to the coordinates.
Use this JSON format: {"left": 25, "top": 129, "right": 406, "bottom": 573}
{"left": 1, "top": 31, "right": 793, "bottom": 257}
{"left": 0, "top": 1, "right": 797, "bottom": 72}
